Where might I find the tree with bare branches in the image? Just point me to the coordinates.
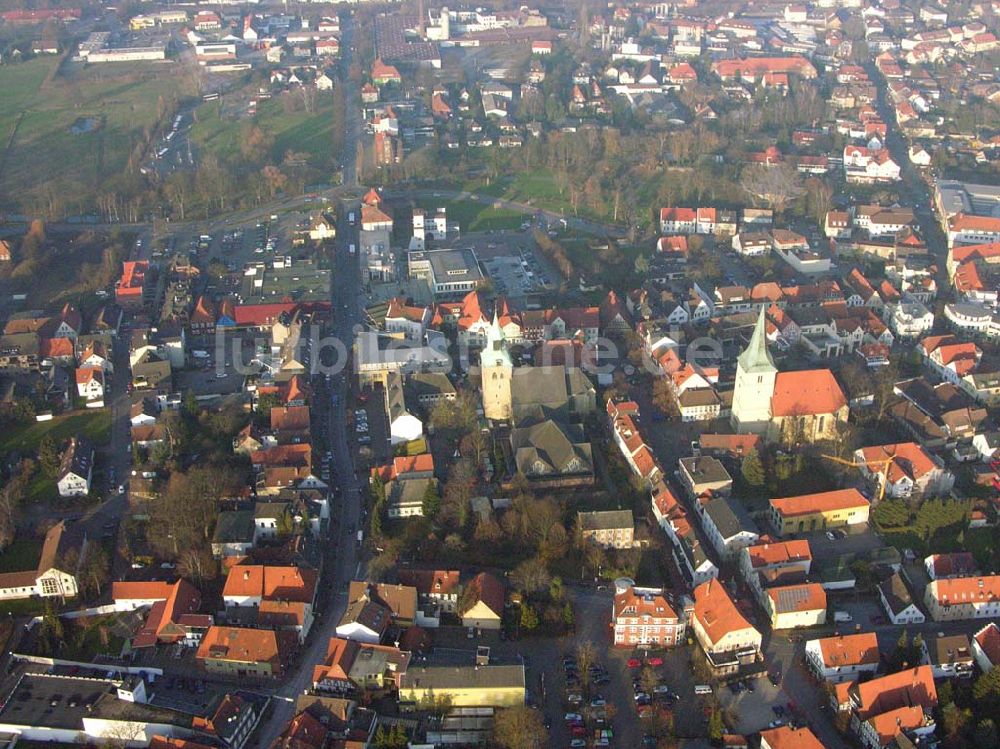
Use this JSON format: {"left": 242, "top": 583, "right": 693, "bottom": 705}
{"left": 740, "top": 162, "right": 804, "bottom": 218}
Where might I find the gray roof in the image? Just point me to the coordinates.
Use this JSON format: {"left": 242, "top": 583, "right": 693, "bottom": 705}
{"left": 213, "top": 510, "right": 256, "bottom": 544}
{"left": 254, "top": 502, "right": 289, "bottom": 520}
{"left": 703, "top": 496, "right": 759, "bottom": 540}
{"left": 513, "top": 419, "right": 592, "bottom": 477}
{"left": 878, "top": 572, "right": 916, "bottom": 615}
{"left": 679, "top": 456, "right": 732, "bottom": 486}
{"left": 578, "top": 509, "right": 633, "bottom": 532}
{"left": 510, "top": 366, "right": 594, "bottom": 424}
{"left": 407, "top": 372, "right": 456, "bottom": 398}
{"left": 426, "top": 248, "right": 483, "bottom": 284}
{"left": 388, "top": 477, "right": 437, "bottom": 509}
{"left": 400, "top": 664, "right": 525, "bottom": 692}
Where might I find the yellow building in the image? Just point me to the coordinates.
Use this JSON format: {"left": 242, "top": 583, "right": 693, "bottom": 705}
{"left": 399, "top": 665, "right": 525, "bottom": 708}
{"left": 768, "top": 489, "right": 870, "bottom": 535}
{"left": 129, "top": 14, "right": 157, "bottom": 30}
{"left": 765, "top": 583, "right": 828, "bottom": 630}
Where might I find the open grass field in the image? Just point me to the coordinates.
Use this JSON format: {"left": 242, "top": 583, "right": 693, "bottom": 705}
{"left": 190, "top": 95, "right": 335, "bottom": 168}
{"left": 0, "top": 57, "right": 193, "bottom": 213}
{"left": 0, "top": 409, "right": 111, "bottom": 455}
{"left": 420, "top": 199, "right": 527, "bottom": 233}
{"left": 0, "top": 537, "right": 43, "bottom": 574}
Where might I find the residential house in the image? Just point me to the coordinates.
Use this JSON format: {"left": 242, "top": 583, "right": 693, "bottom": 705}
{"left": 853, "top": 442, "right": 954, "bottom": 498}
{"left": 196, "top": 626, "right": 290, "bottom": 679}
{"left": 805, "top": 632, "right": 880, "bottom": 683}
{"left": 460, "top": 572, "right": 504, "bottom": 631}
{"left": 972, "top": 622, "right": 1000, "bottom": 673}
{"left": 311, "top": 637, "right": 410, "bottom": 695}
{"left": 678, "top": 456, "right": 732, "bottom": 499}
{"left": 75, "top": 366, "right": 105, "bottom": 404}
{"left": 397, "top": 569, "right": 461, "bottom": 615}
{"left": 223, "top": 564, "right": 318, "bottom": 642}
{"left": 923, "top": 633, "right": 974, "bottom": 680}
{"left": 878, "top": 572, "right": 925, "bottom": 625}
{"left": 111, "top": 579, "right": 209, "bottom": 648}
{"left": 578, "top": 509, "right": 634, "bottom": 549}
{"left": 836, "top": 666, "right": 937, "bottom": 749}
{"left": 57, "top": 437, "right": 94, "bottom": 497}
{"left": 739, "top": 539, "right": 812, "bottom": 590}
{"left": 699, "top": 497, "right": 760, "bottom": 561}
{"left": 924, "top": 553, "right": 978, "bottom": 580}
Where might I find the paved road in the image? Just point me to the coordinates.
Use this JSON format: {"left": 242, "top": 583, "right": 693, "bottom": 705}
{"left": 252, "top": 17, "right": 366, "bottom": 744}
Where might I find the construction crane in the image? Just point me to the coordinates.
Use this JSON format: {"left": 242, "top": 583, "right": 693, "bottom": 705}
{"left": 822, "top": 453, "right": 898, "bottom": 504}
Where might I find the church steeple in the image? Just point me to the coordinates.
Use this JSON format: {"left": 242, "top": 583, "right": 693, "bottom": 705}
{"left": 482, "top": 310, "right": 512, "bottom": 369}
{"left": 737, "top": 307, "right": 776, "bottom": 375}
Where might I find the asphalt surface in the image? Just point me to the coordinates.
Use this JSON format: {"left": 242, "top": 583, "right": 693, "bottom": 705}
{"left": 251, "top": 17, "right": 367, "bottom": 745}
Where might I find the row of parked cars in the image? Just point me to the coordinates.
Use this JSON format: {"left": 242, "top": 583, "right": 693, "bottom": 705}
{"left": 562, "top": 653, "right": 613, "bottom": 748}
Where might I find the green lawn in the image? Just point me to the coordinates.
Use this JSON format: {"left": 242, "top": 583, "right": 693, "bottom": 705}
{"left": 0, "top": 410, "right": 112, "bottom": 455}
{"left": 417, "top": 199, "right": 527, "bottom": 233}
{"left": 190, "top": 95, "right": 335, "bottom": 167}
{"left": 0, "top": 537, "right": 43, "bottom": 573}
{"left": 0, "top": 58, "right": 193, "bottom": 212}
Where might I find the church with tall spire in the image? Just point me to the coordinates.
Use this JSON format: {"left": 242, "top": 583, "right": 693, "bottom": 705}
{"left": 731, "top": 308, "right": 849, "bottom": 442}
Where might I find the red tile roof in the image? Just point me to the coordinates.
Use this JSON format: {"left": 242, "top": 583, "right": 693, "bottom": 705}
{"left": 223, "top": 565, "right": 318, "bottom": 603}
{"left": 613, "top": 586, "right": 678, "bottom": 622}
{"left": 852, "top": 665, "right": 937, "bottom": 719}
{"left": 693, "top": 578, "right": 755, "bottom": 646}
{"left": 974, "top": 622, "right": 1000, "bottom": 667}
{"left": 197, "top": 626, "right": 286, "bottom": 670}
{"left": 857, "top": 442, "right": 940, "bottom": 483}
{"left": 397, "top": 569, "right": 460, "bottom": 597}
{"left": 759, "top": 725, "right": 825, "bottom": 749}
{"left": 463, "top": 572, "right": 504, "bottom": 616}
{"left": 745, "top": 540, "right": 812, "bottom": 569}
{"left": 817, "top": 632, "right": 880, "bottom": 668}
{"left": 770, "top": 489, "right": 869, "bottom": 518}
{"left": 771, "top": 369, "right": 846, "bottom": 417}
{"left": 927, "top": 575, "right": 1000, "bottom": 606}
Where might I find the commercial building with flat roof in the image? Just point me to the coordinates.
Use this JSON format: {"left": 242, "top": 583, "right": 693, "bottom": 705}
{"left": 408, "top": 248, "right": 484, "bottom": 298}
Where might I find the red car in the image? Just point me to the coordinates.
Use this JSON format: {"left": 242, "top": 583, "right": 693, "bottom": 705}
{"left": 571, "top": 726, "right": 587, "bottom": 737}
{"left": 646, "top": 657, "right": 664, "bottom": 667}
{"left": 627, "top": 658, "right": 642, "bottom": 668}
{"left": 637, "top": 704, "right": 652, "bottom": 717}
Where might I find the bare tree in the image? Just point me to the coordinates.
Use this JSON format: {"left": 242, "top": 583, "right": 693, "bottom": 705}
{"left": 740, "top": 162, "right": 804, "bottom": 218}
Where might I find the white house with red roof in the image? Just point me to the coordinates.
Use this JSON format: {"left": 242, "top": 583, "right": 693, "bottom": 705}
{"left": 853, "top": 442, "right": 954, "bottom": 498}
{"left": 843, "top": 146, "right": 901, "bottom": 183}
{"left": 805, "top": 632, "right": 880, "bottom": 683}
{"left": 919, "top": 334, "right": 982, "bottom": 384}
{"left": 384, "top": 297, "right": 431, "bottom": 342}
{"left": 75, "top": 366, "right": 105, "bottom": 405}
{"left": 606, "top": 399, "right": 662, "bottom": 486}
